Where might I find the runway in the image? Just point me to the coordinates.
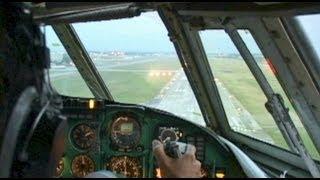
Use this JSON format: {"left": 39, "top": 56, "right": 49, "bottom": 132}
{"left": 146, "top": 70, "right": 274, "bottom": 144}
{"left": 50, "top": 57, "right": 165, "bottom": 78}
{"left": 50, "top": 57, "right": 274, "bottom": 144}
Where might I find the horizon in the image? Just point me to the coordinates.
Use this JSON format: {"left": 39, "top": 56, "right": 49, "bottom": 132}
{"left": 45, "top": 12, "right": 320, "bottom": 56}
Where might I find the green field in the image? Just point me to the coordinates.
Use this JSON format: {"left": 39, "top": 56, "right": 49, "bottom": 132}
{"left": 52, "top": 72, "right": 173, "bottom": 104}
{"left": 51, "top": 56, "right": 320, "bottom": 159}
{"left": 110, "top": 57, "right": 181, "bottom": 70}
{"left": 209, "top": 58, "right": 319, "bottom": 159}
{"left": 52, "top": 57, "right": 180, "bottom": 103}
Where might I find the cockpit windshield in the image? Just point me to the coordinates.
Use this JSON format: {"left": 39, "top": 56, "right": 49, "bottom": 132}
{"left": 45, "top": 11, "right": 320, "bottom": 160}
{"left": 46, "top": 12, "right": 206, "bottom": 126}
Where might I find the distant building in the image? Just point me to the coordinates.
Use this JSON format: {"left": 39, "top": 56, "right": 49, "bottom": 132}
{"left": 110, "top": 51, "right": 125, "bottom": 57}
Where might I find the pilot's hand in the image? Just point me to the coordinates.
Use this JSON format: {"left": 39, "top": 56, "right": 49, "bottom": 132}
{"left": 152, "top": 139, "right": 202, "bottom": 178}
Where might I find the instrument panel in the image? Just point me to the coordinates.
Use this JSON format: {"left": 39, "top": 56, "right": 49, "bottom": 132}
{"left": 56, "top": 97, "right": 246, "bottom": 178}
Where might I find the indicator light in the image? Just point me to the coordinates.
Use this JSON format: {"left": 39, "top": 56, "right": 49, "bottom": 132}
{"left": 89, "top": 99, "right": 95, "bottom": 109}
{"left": 215, "top": 172, "right": 225, "bottom": 178}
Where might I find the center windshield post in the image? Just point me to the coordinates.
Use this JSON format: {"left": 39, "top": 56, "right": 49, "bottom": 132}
{"left": 157, "top": 5, "right": 228, "bottom": 132}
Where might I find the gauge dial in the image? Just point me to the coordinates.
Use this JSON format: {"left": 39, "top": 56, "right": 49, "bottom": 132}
{"left": 110, "top": 115, "right": 141, "bottom": 149}
{"left": 160, "top": 128, "right": 178, "bottom": 142}
{"left": 71, "top": 155, "right": 95, "bottom": 177}
{"left": 55, "top": 158, "right": 64, "bottom": 177}
{"left": 71, "top": 123, "right": 96, "bottom": 149}
{"left": 106, "top": 156, "right": 142, "bottom": 177}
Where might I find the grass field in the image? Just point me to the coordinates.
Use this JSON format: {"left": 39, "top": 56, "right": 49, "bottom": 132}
{"left": 52, "top": 57, "right": 180, "bottom": 101}
{"left": 209, "top": 58, "right": 319, "bottom": 159}
{"left": 110, "top": 57, "right": 181, "bottom": 71}
{"left": 51, "top": 56, "right": 320, "bottom": 159}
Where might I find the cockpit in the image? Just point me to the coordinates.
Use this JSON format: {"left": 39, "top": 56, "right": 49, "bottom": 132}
{"left": 1, "top": 2, "right": 320, "bottom": 178}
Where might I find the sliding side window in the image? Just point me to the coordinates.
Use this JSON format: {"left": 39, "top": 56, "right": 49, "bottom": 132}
{"left": 238, "top": 30, "right": 320, "bottom": 160}
{"left": 200, "top": 30, "right": 289, "bottom": 149}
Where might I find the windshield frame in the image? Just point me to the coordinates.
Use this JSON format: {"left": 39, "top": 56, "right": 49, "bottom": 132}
{"left": 194, "top": 16, "right": 320, "bottom": 177}
{"left": 51, "top": 24, "right": 114, "bottom": 100}
{"left": 45, "top": 6, "right": 320, "bottom": 177}
{"left": 281, "top": 16, "right": 320, "bottom": 93}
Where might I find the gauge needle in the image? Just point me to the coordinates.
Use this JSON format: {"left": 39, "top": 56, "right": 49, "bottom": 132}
{"left": 125, "top": 156, "right": 127, "bottom": 175}
{"left": 85, "top": 132, "right": 93, "bottom": 137}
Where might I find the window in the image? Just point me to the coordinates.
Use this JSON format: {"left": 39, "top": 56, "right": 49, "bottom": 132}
{"left": 238, "top": 30, "right": 320, "bottom": 160}
{"left": 48, "top": 12, "right": 206, "bottom": 126}
{"left": 45, "top": 26, "right": 94, "bottom": 98}
{"left": 296, "top": 14, "right": 320, "bottom": 58}
{"left": 200, "top": 30, "right": 289, "bottom": 149}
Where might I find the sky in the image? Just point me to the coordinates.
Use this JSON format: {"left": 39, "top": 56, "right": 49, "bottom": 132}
{"left": 45, "top": 12, "right": 320, "bottom": 56}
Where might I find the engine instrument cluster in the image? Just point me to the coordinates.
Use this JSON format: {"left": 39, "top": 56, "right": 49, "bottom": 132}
{"left": 57, "top": 97, "right": 246, "bottom": 178}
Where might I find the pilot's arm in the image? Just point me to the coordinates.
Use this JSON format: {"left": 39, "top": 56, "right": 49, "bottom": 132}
{"left": 152, "top": 139, "right": 202, "bottom": 178}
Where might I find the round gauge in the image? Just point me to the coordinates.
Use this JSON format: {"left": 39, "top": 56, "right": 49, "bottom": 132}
{"left": 110, "top": 115, "right": 141, "bottom": 149}
{"left": 106, "top": 156, "right": 142, "bottom": 177}
{"left": 55, "top": 158, "right": 64, "bottom": 177}
{"left": 71, "top": 155, "right": 95, "bottom": 177}
{"left": 160, "top": 129, "right": 178, "bottom": 142}
{"left": 71, "top": 123, "right": 96, "bottom": 150}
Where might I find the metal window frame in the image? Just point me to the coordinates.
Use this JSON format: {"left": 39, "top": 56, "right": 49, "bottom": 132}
{"left": 41, "top": 3, "right": 320, "bottom": 177}
{"left": 248, "top": 17, "right": 320, "bottom": 155}
{"left": 185, "top": 15, "right": 320, "bottom": 177}
{"left": 222, "top": 20, "right": 320, "bottom": 177}
{"left": 281, "top": 16, "right": 320, "bottom": 95}
{"left": 157, "top": 5, "right": 232, "bottom": 133}
{"left": 52, "top": 24, "right": 114, "bottom": 100}
{"left": 155, "top": 9, "right": 318, "bottom": 177}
